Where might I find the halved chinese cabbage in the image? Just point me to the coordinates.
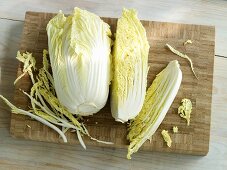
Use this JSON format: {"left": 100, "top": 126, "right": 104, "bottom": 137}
{"left": 111, "top": 8, "right": 150, "bottom": 122}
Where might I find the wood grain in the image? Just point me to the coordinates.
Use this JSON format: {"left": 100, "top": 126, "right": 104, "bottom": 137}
{"left": 10, "top": 11, "right": 215, "bottom": 156}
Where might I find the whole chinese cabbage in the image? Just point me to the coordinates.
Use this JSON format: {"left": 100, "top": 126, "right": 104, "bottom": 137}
{"left": 111, "top": 9, "right": 150, "bottom": 122}
{"left": 47, "top": 8, "right": 112, "bottom": 116}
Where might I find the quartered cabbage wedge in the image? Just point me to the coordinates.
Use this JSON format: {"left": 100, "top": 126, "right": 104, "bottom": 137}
{"left": 47, "top": 8, "right": 112, "bottom": 116}
{"left": 111, "top": 8, "right": 150, "bottom": 122}
{"left": 127, "top": 60, "right": 182, "bottom": 159}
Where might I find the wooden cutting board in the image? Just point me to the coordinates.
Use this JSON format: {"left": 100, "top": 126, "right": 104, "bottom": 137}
{"left": 10, "top": 11, "right": 215, "bottom": 156}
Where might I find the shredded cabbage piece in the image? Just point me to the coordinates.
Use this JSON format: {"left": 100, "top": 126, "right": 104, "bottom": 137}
{"left": 173, "top": 126, "right": 178, "bottom": 133}
{"left": 161, "top": 130, "right": 172, "bottom": 147}
{"left": 166, "top": 43, "right": 198, "bottom": 79}
{"left": 0, "top": 95, "right": 68, "bottom": 142}
{"left": 127, "top": 60, "right": 182, "bottom": 159}
{"left": 184, "top": 40, "right": 192, "bottom": 45}
{"left": 178, "top": 98, "right": 192, "bottom": 126}
{"left": 14, "top": 51, "right": 36, "bottom": 84}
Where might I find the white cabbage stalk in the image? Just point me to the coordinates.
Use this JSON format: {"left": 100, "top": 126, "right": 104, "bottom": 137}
{"left": 47, "top": 8, "right": 112, "bottom": 116}
{"left": 111, "top": 9, "right": 150, "bottom": 122}
{"left": 127, "top": 60, "right": 182, "bottom": 159}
